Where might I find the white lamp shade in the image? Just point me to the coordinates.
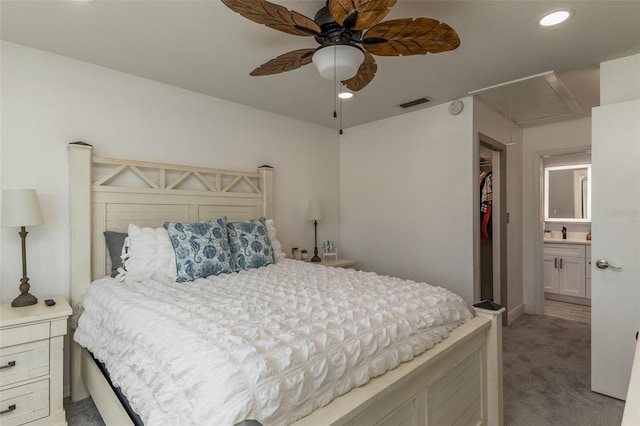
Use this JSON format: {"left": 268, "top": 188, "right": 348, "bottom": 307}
{"left": 1, "top": 189, "right": 44, "bottom": 227}
{"left": 306, "top": 200, "right": 325, "bottom": 221}
{"left": 312, "top": 45, "right": 365, "bottom": 81}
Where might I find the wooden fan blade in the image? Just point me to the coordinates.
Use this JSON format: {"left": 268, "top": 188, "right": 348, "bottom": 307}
{"left": 222, "top": 0, "right": 320, "bottom": 36}
{"left": 342, "top": 51, "right": 377, "bottom": 91}
{"left": 329, "top": 0, "right": 397, "bottom": 31}
{"left": 363, "top": 18, "right": 460, "bottom": 56}
{"left": 250, "top": 49, "right": 316, "bottom": 76}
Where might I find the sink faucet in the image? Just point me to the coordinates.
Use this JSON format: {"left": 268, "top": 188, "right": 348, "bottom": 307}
{"left": 562, "top": 226, "right": 567, "bottom": 240}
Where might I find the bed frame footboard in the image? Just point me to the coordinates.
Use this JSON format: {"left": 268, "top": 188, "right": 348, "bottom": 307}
{"left": 293, "top": 307, "right": 504, "bottom": 426}
{"left": 76, "top": 309, "right": 504, "bottom": 426}
{"left": 75, "top": 308, "right": 503, "bottom": 426}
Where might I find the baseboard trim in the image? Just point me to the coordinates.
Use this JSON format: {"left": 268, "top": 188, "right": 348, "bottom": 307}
{"left": 508, "top": 303, "right": 525, "bottom": 325}
{"left": 524, "top": 303, "right": 536, "bottom": 315}
{"left": 64, "top": 384, "right": 71, "bottom": 399}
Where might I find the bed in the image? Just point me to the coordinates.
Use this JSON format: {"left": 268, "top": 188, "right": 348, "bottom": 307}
{"left": 68, "top": 142, "right": 505, "bottom": 425}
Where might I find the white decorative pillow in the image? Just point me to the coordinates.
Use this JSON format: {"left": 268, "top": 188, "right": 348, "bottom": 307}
{"left": 266, "top": 218, "right": 286, "bottom": 262}
{"left": 119, "top": 224, "right": 177, "bottom": 282}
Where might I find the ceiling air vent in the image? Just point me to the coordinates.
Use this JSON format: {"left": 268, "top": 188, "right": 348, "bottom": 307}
{"left": 398, "top": 97, "right": 431, "bottom": 108}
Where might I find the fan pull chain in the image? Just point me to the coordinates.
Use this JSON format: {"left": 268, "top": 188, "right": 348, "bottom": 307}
{"left": 333, "top": 46, "right": 337, "bottom": 119}
{"left": 333, "top": 80, "right": 337, "bottom": 118}
{"left": 339, "top": 97, "right": 344, "bottom": 134}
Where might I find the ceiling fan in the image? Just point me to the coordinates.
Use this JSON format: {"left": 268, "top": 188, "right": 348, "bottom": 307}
{"left": 221, "top": 0, "right": 461, "bottom": 92}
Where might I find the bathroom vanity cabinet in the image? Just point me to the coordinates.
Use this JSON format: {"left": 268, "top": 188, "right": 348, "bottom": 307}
{"left": 543, "top": 242, "right": 589, "bottom": 299}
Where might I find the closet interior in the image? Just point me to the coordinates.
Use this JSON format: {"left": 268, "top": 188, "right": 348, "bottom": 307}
{"left": 479, "top": 145, "right": 495, "bottom": 302}
{"left": 477, "top": 136, "right": 507, "bottom": 322}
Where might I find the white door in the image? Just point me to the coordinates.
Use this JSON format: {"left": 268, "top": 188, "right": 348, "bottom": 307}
{"left": 591, "top": 99, "right": 640, "bottom": 399}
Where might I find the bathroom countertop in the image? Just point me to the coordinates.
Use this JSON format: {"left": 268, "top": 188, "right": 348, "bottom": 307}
{"left": 544, "top": 238, "right": 591, "bottom": 245}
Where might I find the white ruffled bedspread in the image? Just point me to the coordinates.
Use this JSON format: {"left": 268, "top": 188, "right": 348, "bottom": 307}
{"left": 74, "top": 259, "right": 472, "bottom": 426}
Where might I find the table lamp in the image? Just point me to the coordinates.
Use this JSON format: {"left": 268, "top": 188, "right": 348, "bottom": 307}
{"left": 1, "top": 189, "right": 44, "bottom": 307}
{"left": 305, "top": 200, "right": 324, "bottom": 262}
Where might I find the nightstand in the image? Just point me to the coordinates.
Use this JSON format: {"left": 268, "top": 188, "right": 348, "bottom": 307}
{"left": 318, "top": 258, "right": 356, "bottom": 269}
{"left": 0, "top": 297, "right": 72, "bottom": 426}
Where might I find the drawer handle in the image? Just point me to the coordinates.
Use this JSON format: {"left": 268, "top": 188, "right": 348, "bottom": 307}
{"left": 0, "top": 404, "right": 16, "bottom": 415}
{"left": 0, "top": 361, "right": 15, "bottom": 370}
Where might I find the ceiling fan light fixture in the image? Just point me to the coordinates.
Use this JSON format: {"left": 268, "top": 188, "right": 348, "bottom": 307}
{"left": 338, "top": 90, "right": 353, "bottom": 99}
{"left": 312, "top": 45, "right": 364, "bottom": 81}
{"left": 538, "top": 9, "right": 574, "bottom": 27}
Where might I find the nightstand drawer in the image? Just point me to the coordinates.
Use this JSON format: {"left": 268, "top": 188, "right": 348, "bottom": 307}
{"left": 0, "top": 323, "right": 49, "bottom": 348}
{"left": 0, "top": 379, "right": 49, "bottom": 426}
{"left": 0, "top": 340, "right": 49, "bottom": 387}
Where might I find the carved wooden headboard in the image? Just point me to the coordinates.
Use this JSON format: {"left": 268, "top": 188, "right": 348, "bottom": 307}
{"left": 68, "top": 142, "right": 273, "bottom": 307}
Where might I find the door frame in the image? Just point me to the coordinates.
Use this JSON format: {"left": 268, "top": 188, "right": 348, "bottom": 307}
{"left": 475, "top": 133, "right": 508, "bottom": 324}
{"left": 532, "top": 146, "right": 591, "bottom": 315}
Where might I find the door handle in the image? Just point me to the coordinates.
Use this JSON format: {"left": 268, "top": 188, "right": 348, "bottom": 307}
{"left": 559, "top": 258, "right": 563, "bottom": 269}
{"left": 595, "top": 259, "right": 623, "bottom": 271}
{"left": 554, "top": 258, "right": 558, "bottom": 268}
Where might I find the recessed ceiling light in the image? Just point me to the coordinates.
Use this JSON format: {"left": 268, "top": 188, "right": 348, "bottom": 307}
{"left": 539, "top": 9, "right": 574, "bottom": 27}
{"left": 338, "top": 91, "right": 353, "bottom": 99}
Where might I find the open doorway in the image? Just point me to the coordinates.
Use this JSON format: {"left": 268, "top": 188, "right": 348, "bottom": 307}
{"left": 538, "top": 149, "right": 592, "bottom": 324}
{"left": 477, "top": 134, "right": 508, "bottom": 324}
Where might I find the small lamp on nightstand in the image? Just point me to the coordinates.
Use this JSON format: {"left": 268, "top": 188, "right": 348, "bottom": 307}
{"left": 1, "top": 189, "right": 44, "bottom": 307}
{"left": 306, "top": 200, "right": 324, "bottom": 262}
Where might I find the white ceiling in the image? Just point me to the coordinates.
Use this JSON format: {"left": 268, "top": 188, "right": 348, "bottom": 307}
{"left": 1, "top": 1, "right": 639, "bottom": 131}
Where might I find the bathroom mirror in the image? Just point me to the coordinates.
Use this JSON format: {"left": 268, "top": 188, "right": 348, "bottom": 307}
{"left": 544, "top": 164, "right": 591, "bottom": 222}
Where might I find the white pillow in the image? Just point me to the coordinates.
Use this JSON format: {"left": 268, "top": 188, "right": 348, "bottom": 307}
{"left": 266, "top": 218, "right": 286, "bottom": 262}
{"left": 118, "top": 224, "right": 177, "bottom": 282}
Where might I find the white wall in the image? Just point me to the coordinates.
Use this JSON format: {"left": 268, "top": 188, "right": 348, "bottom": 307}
{"left": 521, "top": 117, "right": 592, "bottom": 313}
{"left": 340, "top": 98, "right": 476, "bottom": 306}
{"left": 0, "top": 41, "right": 341, "bottom": 305}
{"left": 472, "top": 100, "right": 524, "bottom": 322}
{"left": 600, "top": 54, "right": 640, "bottom": 105}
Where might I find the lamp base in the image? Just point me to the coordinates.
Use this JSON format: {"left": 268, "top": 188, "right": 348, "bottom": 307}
{"left": 11, "top": 292, "right": 38, "bottom": 307}
{"left": 310, "top": 255, "right": 322, "bottom": 262}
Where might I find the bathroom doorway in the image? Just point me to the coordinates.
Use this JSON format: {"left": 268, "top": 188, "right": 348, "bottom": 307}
{"left": 539, "top": 150, "right": 592, "bottom": 321}
{"left": 477, "top": 134, "right": 508, "bottom": 323}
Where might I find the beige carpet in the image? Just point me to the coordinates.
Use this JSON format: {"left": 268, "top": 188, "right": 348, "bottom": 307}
{"left": 504, "top": 314, "right": 624, "bottom": 425}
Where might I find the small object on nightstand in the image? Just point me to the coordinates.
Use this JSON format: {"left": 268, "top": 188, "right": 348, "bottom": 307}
{"left": 292, "top": 247, "right": 301, "bottom": 260}
{"left": 323, "top": 251, "right": 338, "bottom": 261}
{"left": 45, "top": 298, "right": 56, "bottom": 306}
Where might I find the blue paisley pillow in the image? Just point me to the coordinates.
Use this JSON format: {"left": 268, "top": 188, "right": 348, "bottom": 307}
{"left": 163, "top": 217, "right": 235, "bottom": 282}
{"left": 227, "top": 217, "right": 275, "bottom": 271}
